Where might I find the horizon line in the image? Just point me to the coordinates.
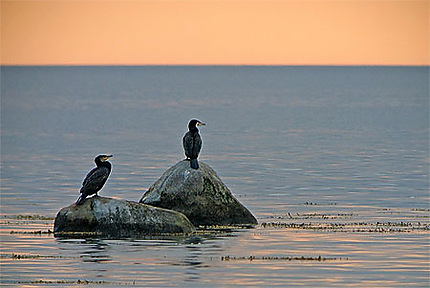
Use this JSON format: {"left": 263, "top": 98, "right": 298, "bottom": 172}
{"left": 2, "top": 64, "right": 429, "bottom": 68}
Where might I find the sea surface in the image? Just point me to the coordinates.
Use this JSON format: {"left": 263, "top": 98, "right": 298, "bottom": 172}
{"left": 1, "top": 66, "right": 429, "bottom": 287}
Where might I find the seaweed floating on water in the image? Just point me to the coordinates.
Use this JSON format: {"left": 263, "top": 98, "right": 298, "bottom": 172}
{"left": 269, "top": 212, "right": 354, "bottom": 220}
{"left": 10, "top": 230, "right": 53, "bottom": 235}
{"left": 7, "top": 253, "right": 70, "bottom": 259}
{"left": 13, "top": 279, "right": 136, "bottom": 285}
{"left": 2, "top": 215, "right": 55, "bottom": 221}
{"left": 221, "top": 255, "right": 346, "bottom": 261}
{"left": 259, "top": 221, "right": 430, "bottom": 233}
{"left": 304, "top": 202, "right": 337, "bottom": 206}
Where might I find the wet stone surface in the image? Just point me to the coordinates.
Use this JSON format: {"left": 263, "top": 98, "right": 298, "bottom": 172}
{"left": 140, "top": 160, "right": 258, "bottom": 226}
{"left": 54, "top": 197, "right": 196, "bottom": 237}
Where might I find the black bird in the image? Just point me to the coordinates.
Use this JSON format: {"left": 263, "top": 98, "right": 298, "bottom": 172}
{"left": 76, "top": 154, "right": 113, "bottom": 205}
{"left": 183, "top": 119, "right": 205, "bottom": 169}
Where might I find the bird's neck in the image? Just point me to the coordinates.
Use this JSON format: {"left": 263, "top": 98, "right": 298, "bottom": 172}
{"left": 189, "top": 127, "right": 198, "bottom": 133}
{"left": 95, "top": 160, "right": 111, "bottom": 169}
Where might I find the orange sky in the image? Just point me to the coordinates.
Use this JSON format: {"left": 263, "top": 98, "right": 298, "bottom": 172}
{"left": 1, "top": 0, "right": 429, "bottom": 65}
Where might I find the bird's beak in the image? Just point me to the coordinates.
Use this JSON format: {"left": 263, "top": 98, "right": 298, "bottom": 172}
{"left": 102, "top": 155, "right": 113, "bottom": 161}
{"left": 197, "top": 122, "right": 206, "bottom": 127}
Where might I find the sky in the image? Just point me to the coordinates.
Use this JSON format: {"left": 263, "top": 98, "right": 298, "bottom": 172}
{"left": 1, "top": 0, "right": 429, "bottom": 66}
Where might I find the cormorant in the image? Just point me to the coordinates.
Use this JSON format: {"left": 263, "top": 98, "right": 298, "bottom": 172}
{"left": 76, "top": 154, "right": 113, "bottom": 205}
{"left": 183, "top": 119, "right": 205, "bottom": 169}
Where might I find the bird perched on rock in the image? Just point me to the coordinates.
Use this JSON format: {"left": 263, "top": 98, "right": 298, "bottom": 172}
{"left": 183, "top": 119, "right": 205, "bottom": 169}
{"left": 76, "top": 154, "right": 113, "bottom": 205}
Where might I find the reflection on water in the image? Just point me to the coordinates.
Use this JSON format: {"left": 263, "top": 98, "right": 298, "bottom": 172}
{"left": 1, "top": 66, "right": 429, "bottom": 286}
{"left": 1, "top": 207, "right": 428, "bottom": 287}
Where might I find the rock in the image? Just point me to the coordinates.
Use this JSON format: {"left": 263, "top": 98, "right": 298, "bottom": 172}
{"left": 139, "top": 160, "right": 258, "bottom": 226}
{"left": 54, "top": 197, "right": 195, "bottom": 237}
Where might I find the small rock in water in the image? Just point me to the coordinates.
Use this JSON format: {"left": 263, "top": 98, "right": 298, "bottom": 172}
{"left": 139, "top": 160, "right": 258, "bottom": 226}
{"left": 54, "top": 197, "right": 195, "bottom": 237}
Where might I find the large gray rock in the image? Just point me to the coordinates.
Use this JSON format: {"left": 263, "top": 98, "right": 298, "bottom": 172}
{"left": 54, "top": 197, "right": 195, "bottom": 237}
{"left": 139, "top": 161, "right": 258, "bottom": 226}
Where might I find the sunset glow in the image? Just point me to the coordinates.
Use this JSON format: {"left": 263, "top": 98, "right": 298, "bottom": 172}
{"left": 1, "top": 0, "right": 428, "bottom": 66}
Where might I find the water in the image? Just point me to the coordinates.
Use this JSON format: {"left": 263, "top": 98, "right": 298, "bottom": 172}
{"left": 1, "top": 66, "right": 429, "bottom": 286}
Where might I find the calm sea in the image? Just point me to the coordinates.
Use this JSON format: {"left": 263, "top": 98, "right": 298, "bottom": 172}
{"left": 1, "top": 66, "right": 429, "bottom": 287}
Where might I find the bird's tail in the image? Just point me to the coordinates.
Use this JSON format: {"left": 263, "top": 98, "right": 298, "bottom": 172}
{"left": 76, "top": 194, "right": 87, "bottom": 205}
{"left": 190, "top": 159, "right": 199, "bottom": 169}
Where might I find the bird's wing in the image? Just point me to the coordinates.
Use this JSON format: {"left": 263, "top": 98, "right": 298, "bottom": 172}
{"left": 81, "top": 167, "right": 110, "bottom": 193}
{"left": 82, "top": 167, "right": 97, "bottom": 186}
{"left": 183, "top": 132, "right": 193, "bottom": 158}
{"left": 193, "top": 133, "right": 202, "bottom": 156}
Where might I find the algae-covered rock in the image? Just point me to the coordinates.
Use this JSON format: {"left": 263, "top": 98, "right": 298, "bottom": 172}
{"left": 54, "top": 197, "right": 195, "bottom": 237}
{"left": 139, "top": 160, "right": 258, "bottom": 226}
